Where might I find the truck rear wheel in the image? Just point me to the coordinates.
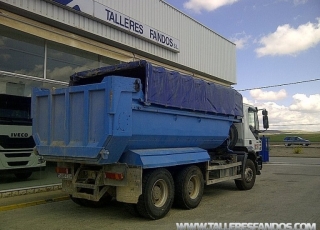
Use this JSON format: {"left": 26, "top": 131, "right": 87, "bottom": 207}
{"left": 136, "top": 168, "right": 174, "bottom": 220}
{"left": 174, "top": 166, "right": 204, "bottom": 209}
{"left": 69, "top": 196, "right": 84, "bottom": 206}
{"left": 70, "top": 194, "right": 113, "bottom": 208}
{"left": 14, "top": 172, "right": 32, "bottom": 180}
{"left": 125, "top": 203, "right": 141, "bottom": 217}
{"left": 235, "top": 159, "right": 256, "bottom": 190}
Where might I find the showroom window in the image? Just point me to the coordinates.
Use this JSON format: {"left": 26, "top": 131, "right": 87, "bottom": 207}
{"left": 46, "top": 42, "right": 119, "bottom": 81}
{"left": 0, "top": 25, "right": 45, "bottom": 78}
{"left": 0, "top": 25, "right": 120, "bottom": 96}
{"left": 0, "top": 24, "right": 121, "bottom": 190}
{"left": 46, "top": 41, "right": 101, "bottom": 81}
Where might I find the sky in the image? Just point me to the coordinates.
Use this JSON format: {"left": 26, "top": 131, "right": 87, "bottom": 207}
{"left": 165, "top": 0, "right": 320, "bottom": 132}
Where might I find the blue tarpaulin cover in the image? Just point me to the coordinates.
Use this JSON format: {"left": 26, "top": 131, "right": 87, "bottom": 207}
{"left": 69, "top": 60, "right": 243, "bottom": 117}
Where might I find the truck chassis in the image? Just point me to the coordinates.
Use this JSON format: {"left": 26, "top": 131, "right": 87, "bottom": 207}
{"left": 54, "top": 150, "right": 258, "bottom": 219}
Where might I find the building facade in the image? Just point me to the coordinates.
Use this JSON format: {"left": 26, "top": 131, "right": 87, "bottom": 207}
{"left": 0, "top": 0, "right": 237, "bottom": 190}
{"left": 0, "top": 0, "right": 236, "bottom": 97}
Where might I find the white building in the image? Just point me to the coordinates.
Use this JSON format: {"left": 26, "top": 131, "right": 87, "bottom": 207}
{"left": 0, "top": 0, "right": 236, "bottom": 97}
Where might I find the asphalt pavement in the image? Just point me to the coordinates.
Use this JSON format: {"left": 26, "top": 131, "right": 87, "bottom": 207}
{"left": 1, "top": 156, "right": 319, "bottom": 212}
{"left": 0, "top": 156, "right": 319, "bottom": 230}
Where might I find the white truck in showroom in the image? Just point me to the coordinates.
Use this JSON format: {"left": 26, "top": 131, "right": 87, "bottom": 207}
{"left": 0, "top": 94, "right": 45, "bottom": 180}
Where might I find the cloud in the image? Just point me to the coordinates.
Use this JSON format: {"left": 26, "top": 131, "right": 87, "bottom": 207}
{"left": 46, "top": 62, "right": 99, "bottom": 81}
{"left": 16, "top": 65, "right": 44, "bottom": 78}
{"left": 0, "top": 38, "right": 11, "bottom": 61}
{"left": 255, "top": 18, "right": 320, "bottom": 57}
{"left": 230, "top": 32, "right": 251, "bottom": 49}
{"left": 264, "top": 102, "right": 320, "bottom": 131}
{"left": 183, "top": 0, "right": 239, "bottom": 13}
{"left": 250, "top": 89, "right": 287, "bottom": 101}
{"left": 246, "top": 100, "right": 320, "bottom": 131}
{"left": 0, "top": 54, "right": 11, "bottom": 62}
{"left": 244, "top": 92, "right": 320, "bottom": 131}
{"left": 289, "top": 94, "right": 320, "bottom": 112}
{"left": 0, "top": 37, "right": 5, "bottom": 46}
{"left": 293, "top": 0, "right": 308, "bottom": 6}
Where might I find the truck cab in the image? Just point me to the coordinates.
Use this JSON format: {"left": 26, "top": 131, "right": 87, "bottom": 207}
{"left": 234, "top": 104, "right": 269, "bottom": 172}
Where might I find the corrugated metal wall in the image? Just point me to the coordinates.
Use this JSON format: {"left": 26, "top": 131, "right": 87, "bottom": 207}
{"left": 0, "top": 0, "right": 236, "bottom": 84}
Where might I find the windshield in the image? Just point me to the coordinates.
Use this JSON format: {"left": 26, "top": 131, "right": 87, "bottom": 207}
{"left": 248, "top": 108, "right": 259, "bottom": 131}
{"left": 0, "top": 94, "right": 31, "bottom": 123}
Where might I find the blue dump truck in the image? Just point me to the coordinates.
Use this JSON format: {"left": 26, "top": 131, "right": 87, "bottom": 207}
{"left": 32, "top": 60, "right": 269, "bottom": 219}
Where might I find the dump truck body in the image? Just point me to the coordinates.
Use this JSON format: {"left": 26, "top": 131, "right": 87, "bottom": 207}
{"left": 32, "top": 61, "right": 242, "bottom": 165}
{"left": 32, "top": 61, "right": 266, "bottom": 219}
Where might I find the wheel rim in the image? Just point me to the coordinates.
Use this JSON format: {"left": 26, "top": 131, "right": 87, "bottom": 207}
{"left": 244, "top": 167, "right": 253, "bottom": 183}
{"left": 187, "top": 175, "right": 200, "bottom": 199}
{"left": 151, "top": 179, "right": 168, "bottom": 207}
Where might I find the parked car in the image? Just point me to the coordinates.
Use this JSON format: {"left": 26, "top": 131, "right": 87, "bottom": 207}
{"left": 283, "top": 136, "right": 310, "bottom": 146}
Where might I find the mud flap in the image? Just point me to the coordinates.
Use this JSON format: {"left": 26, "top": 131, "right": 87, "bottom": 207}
{"left": 116, "top": 167, "right": 142, "bottom": 203}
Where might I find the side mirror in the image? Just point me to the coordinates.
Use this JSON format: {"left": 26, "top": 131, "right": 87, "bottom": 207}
{"left": 262, "top": 109, "right": 269, "bottom": 129}
{"left": 262, "top": 109, "right": 268, "bottom": 116}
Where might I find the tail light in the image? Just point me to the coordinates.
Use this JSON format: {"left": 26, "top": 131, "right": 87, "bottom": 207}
{"left": 56, "top": 167, "right": 71, "bottom": 174}
{"left": 105, "top": 172, "right": 124, "bottom": 180}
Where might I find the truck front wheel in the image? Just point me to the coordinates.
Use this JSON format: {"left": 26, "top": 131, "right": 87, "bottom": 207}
{"left": 174, "top": 166, "right": 204, "bottom": 209}
{"left": 136, "top": 168, "right": 174, "bottom": 220}
{"left": 228, "top": 124, "right": 238, "bottom": 150}
{"left": 235, "top": 159, "right": 256, "bottom": 190}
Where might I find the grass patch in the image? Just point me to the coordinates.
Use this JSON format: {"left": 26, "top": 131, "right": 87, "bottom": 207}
{"left": 293, "top": 147, "right": 303, "bottom": 154}
{"left": 263, "top": 133, "right": 320, "bottom": 143}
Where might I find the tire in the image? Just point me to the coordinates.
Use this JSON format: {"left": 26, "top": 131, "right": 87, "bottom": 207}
{"left": 136, "top": 168, "right": 174, "bottom": 220}
{"left": 124, "top": 203, "right": 141, "bottom": 217}
{"left": 235, "top": 159, "right": 256, "bottom": 190}
{"left": 70, "top": 195, "right": 84, "bottom": 206}
{"left": 228, "top": 124, "right": 238, "bottom": 150}
{"left": 14, "top": 172, "right": 32, "bottom": 180}
{"left": 70, "top": 194, "right": 113, "bottom": 208}
{"left": 174, "top": 166, "right": 204, "bottom": 209}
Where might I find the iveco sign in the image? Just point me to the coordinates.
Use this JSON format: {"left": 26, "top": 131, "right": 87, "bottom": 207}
{"left": 11, "top": 133, "right": 29, "bottom": 138}
{"left": 52, "top": 0, "right": 180, "bottom": 53}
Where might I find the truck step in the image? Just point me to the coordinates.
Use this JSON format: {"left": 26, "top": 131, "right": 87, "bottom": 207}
{"left": 205, "top": 161, "right": 241, "bottom": 185}
{"left": 207, "top": 161, "right": 241, "bottom": 170}
{"left": 206, "top": 175, "right": 241, "bottom": 185}
{"left": 74, "top": 183, "right": 97, "bottom": 189}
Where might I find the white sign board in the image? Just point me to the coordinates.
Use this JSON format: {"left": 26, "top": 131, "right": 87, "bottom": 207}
{"left": 52, "top": 0, "right": 180, "bottom": 52}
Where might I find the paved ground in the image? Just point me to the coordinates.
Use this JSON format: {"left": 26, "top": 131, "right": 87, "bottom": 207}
{"left": 269, "top": 143, "right": 320, "bottom": 158}
{"left": 0, "top": 157, "right": 319, "bottom": 230}
{"left": 0, "top": 163, "right": 60, "bottom": 191}
{"left": 1, "top": 144, "right": 318, "bottom": 193}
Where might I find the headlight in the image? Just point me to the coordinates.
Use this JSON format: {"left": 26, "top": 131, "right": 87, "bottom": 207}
{"left": 38, "top": 156, "right": 46, "bottom": 164}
